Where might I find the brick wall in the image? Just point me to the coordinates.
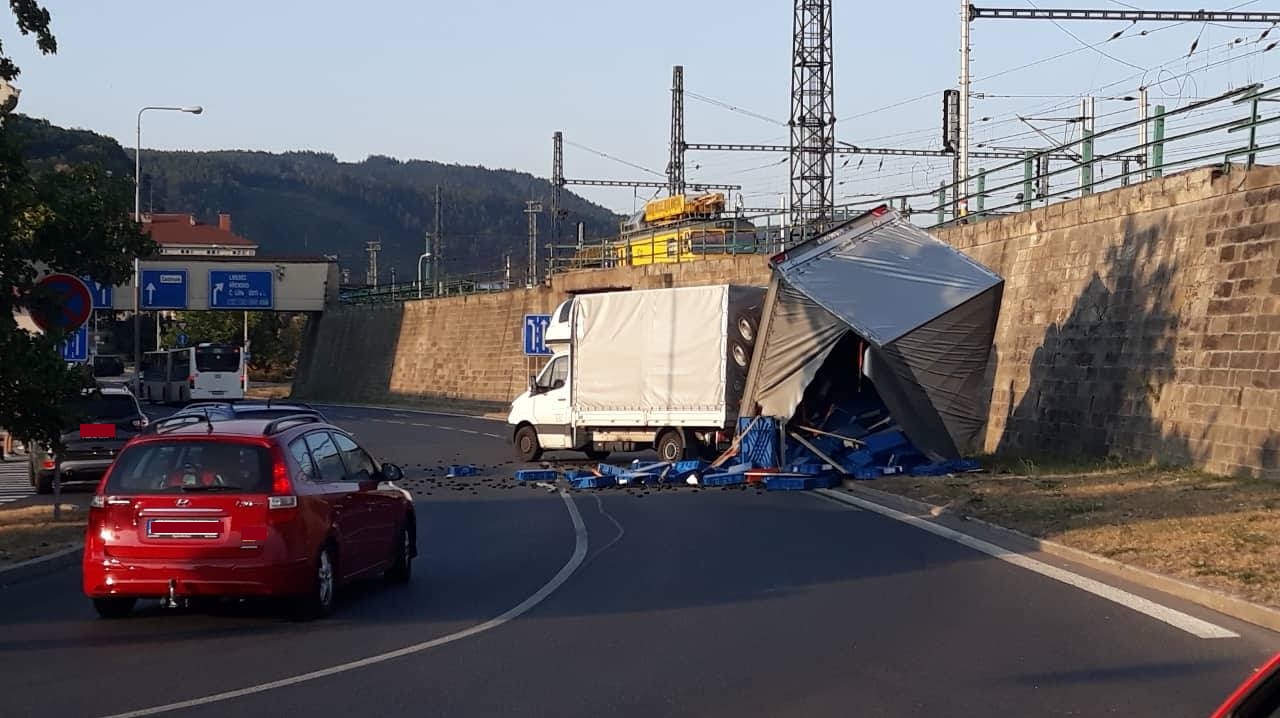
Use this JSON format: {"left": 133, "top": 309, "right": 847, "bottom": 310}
{"left": 295, "top": 165, "right": 1279, "bottom": 478}
{"left": 295, "top": 255, "right": 771, "bottom": 407}
{"left": 933, "top": 165, "right": 1279, "bottom": 479}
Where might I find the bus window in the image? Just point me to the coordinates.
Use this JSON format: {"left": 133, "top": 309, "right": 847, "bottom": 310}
{"left": 195, "top": 345, "right": 241, "bottom": 373}
{"left": 170, "top": 351, "right": 191, "bottom": 381}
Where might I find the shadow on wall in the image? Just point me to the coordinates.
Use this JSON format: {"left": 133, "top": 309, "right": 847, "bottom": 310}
{"left": 293, "top": 305, "right": 405, "bottom": 403}
{"left": 996, "top": 212, "right": 1191, "bottom": 465}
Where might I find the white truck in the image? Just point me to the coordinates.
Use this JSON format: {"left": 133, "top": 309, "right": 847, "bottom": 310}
{"left": 507, "top": 284, "right": 765, "bottom": 462}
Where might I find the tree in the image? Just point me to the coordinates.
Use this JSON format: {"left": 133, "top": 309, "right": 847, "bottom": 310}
{"left": 1, "top": 3, "right": 154, "bottom": 449}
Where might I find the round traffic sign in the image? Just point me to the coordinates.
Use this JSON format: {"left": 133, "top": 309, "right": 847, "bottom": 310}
{"left": 31, "top": 273, "right": 93, "bottom": 333}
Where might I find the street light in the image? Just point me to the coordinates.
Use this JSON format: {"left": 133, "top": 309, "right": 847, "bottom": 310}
{"left": 133, "top": 105, "right": 202, "bottom": 397}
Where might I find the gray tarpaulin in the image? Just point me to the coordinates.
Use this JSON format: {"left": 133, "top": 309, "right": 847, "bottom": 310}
{"left": 745, "top": 208, "right": 1004, "bottom": 461}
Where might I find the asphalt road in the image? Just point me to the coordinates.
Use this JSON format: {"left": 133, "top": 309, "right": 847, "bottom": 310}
{"left": 0, "top": 404, "right": 1275, "bottom": 718}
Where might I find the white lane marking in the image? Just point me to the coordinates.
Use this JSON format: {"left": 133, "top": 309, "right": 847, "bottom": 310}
{"left": 814, "top": 488, "right": 1239, "bottom": 640}
{"left": 98, "top": 491, "right": 589, "bottom": 718}
{"left": 313, "top": 401, "right": 505, "bottom": 424}
{"left": 585, "top": 493, "right": 626, "bottom": 565}
{"left": 482, "top": 433, "right": 502, "bottom": 439}
{"left": 458, "top": 429, "right": 480, "bottom": 435}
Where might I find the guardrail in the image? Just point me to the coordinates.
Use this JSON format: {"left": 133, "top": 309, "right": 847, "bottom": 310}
{"left": 338, "top": 270, "right": 512, "bottom": 305}
{"left": 835, "top": 82, "right": 1280, "bottom": 228}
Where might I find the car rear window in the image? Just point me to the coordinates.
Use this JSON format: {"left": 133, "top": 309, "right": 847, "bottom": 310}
{"left": 68, "top": 395, "right": 138, "bottom": 424}
{"left": 195, "top": 346, "right": 241, "bottom": 373}
{"left": 106, "top": 441, "right": 273, "bottom": 493}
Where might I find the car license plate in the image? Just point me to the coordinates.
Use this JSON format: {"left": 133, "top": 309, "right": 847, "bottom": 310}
{"left": 146, "top": 518, "right": 221, "bottom": 538}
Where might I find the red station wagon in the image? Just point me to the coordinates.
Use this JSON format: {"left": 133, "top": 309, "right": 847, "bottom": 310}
{"left": 82, "top": 413, "right": 416, "bottom": 620}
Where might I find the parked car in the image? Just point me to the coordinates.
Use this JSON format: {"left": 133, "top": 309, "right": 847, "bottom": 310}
{"left": 29, "top": 385, "right": 149, "bottom": 494}
{"left": 92, "top": 354, "right": 126, "bottom": 378}
{"left": 1210, "top": 651, "right": 1280, "bottom": 717}
{"left": 82, "top": 412, "right": 415, "bottom": 620}
{"left": 173, "top": 400, "right": 328, "bottom": 423}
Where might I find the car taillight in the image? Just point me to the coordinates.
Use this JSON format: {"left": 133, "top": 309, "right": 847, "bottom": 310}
{"left": 188, "top": 375, "right": 195, "bottom": 389}
{"left": 41, "top": 459, "right": 55, "bottom": 470}
{"left": 267, "top": 446, "right": 297, "bottom": 514}
{"left": 131, "top": 417, "right": 149, "bottom": 429}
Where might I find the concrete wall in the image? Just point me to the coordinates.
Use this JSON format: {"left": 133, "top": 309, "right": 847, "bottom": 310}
{"left": 294, "top": 255, "right": 770, "bottom": 408}
{"left": 933, "top": 165, "right": 1279, "bottom": 479}
{"left": 295, "top": 165, "right": 1280, "bottom": 478}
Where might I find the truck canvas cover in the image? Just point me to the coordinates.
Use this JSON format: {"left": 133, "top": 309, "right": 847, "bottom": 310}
{"left": 572, "top": 284, "right": 763, "bottom": 427}
{"left": 744, "top": 207, "right": 1004, "bottom": 461}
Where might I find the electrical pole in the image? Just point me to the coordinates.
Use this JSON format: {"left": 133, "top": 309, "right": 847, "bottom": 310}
{"left": 1080, "top": 96, "right": 1095, "bottom": 195}
{"left": 959, "top": 0, "right": 972, "bottom": 218}
{"left": 789, "top": 0, "right": 835, "bottom": 243}
{"left": 668, "top": 65, "right": 686, "bottom": 197}
{"left": 551, "top": 131, "right": 564, "bottom": 269}
{"left": 524, "top": 201, "right": 541, "bottom": 288}
{"left": 365, "top": 240, "right": 381, "bottom": 287}
{"left": 1138, "top": 86, "right": 1150, "bottom": 181}
{"left": 433, "top": 185, "right": 443, "bottom": 293}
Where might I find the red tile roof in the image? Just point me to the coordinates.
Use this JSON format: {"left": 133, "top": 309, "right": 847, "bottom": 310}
{"left": 142, "top": 213, "right": 257, "bottom": 248}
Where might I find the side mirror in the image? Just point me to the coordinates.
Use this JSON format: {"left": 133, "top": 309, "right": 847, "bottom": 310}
{"left": 381, "top": 463, "right": 404, "bottom": 482}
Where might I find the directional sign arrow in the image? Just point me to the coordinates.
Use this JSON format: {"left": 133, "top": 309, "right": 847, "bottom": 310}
{"left": 213, "top": 282, "right": 224, "bottom": 302}
{"left": 145, "top": 283, "right": 156, "bottom": 303}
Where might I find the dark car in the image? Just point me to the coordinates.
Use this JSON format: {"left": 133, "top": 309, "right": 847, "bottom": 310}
{"left": 174, "top": 400, "right": 328, "bottom": 423}
{"left": 82, "top": 412, "right": 414, "bottom": 620}
{"left": 29, "top": 386, "right": 149, "bottom": 494}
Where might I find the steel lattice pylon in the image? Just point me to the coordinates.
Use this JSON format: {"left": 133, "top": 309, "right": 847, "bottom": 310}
{"left": 789, "top": 0, "right": 834, "bottom": 244}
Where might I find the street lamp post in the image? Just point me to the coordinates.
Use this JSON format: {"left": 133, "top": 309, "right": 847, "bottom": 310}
{"left": 133, "top": 105, "right": 202, "bottom": 396}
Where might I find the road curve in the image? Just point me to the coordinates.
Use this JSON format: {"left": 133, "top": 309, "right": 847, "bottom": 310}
{"left": 0, "top": 404, "right": 1274, "bottom": 718}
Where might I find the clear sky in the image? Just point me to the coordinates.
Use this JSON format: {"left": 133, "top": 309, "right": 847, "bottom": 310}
{"left": 5, "top": 0, "right": 1276, "bottom": 213}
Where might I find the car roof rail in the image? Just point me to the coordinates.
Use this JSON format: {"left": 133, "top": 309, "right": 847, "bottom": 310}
{"left": 184, "top": 401, "right": 233, "bottom": 410}
{"left": 146, "top": 414, "right": 215, "bottom": 435}
{"left": 263, "top": 414, "right": 323, "bottom": 436}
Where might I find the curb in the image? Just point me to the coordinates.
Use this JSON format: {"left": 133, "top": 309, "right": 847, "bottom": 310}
{"left": 0, "top": 543, "right": 82, "bottom": 587}
{"left": 840, "top": 480, "right": 1280, "bottom": 635}
{"left": 307, "top": 400, "right": 506, "bottom": 423}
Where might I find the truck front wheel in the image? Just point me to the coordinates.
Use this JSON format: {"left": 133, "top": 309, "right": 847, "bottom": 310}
{"left": 655, "top": 429, "right": 690, "bottom": 462}
{"left": 514, "top": 425, "right": 544, "bottom": 463}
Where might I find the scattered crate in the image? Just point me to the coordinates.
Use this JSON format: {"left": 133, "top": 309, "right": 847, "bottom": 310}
{"left": 514, "top": 469, "right": 558, "bottom": 482}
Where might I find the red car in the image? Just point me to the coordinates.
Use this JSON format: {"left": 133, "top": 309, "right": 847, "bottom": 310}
{"left": 1211, "top": 652, "right": 1280, "bottom": 718}
{"left": 83, "top": 413, "right": 416, "bottom": 620}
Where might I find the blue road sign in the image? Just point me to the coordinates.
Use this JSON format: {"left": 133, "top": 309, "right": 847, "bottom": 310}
{"left": 176, "top": 333, "right": 189, "bottom": 347}
{"left": 209, "top": 270, "right": 274, "bottom": 309}
{"left": 523, "top": 314, "right": 552, "bottom": 356}
{"left": 59, "top": 324, "right": 89, "bottom": 363}
{"left": 140, "top": 269, "right": 188, "bottom": 310}
{"left": 82, "top": 277, "right": 113, "bottom": 309}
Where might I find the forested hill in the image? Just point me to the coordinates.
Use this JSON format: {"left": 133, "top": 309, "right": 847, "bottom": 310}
{"left": 7, "top": 115, "right": 623, "bottom": 280}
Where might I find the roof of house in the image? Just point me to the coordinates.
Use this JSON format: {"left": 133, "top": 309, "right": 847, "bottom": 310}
{"left": 142, "top": 213, "right": 257, "bottom": 248}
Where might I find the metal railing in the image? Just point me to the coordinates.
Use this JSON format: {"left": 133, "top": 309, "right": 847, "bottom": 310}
{"left": 846, "top": 82, "right": 1280, "bottom": 229}
{"left": 338, "top": 269, "right": 512, "bottom": 305}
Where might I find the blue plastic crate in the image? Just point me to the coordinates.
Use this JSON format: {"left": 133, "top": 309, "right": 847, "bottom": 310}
{"left": 737, "top": 416, "right": 780, "bottom": 468}
{"left": 789, "top": 463, "right": 832, "bottom": 476}
{"left": 514, "top": 469, "right": 558, "bottom": 482}
{"left": 702, "top": 472, "right": 747, "bottom": 487}
{"left": 596, "top": 463, "right": 626, "bottom": 477}
{"left": 563, "top": 469, "right": 597, "bottom": 480}
{"left": 762, "top": 473, "right": 839, "bottom": 491}
{"left": 570, "top": 475, "right": 616, "bottom": 489}
{"left": 447, "top": 464, "right": 479, "bottom": 477}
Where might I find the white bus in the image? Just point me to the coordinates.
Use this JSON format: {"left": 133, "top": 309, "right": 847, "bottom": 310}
{"left": 140, "top": 343, "right": 247, "bottom": 404}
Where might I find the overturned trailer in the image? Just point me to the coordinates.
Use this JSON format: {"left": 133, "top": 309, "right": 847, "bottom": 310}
{"left": 740, "top": 206, "right": 1004, "bottom": 468}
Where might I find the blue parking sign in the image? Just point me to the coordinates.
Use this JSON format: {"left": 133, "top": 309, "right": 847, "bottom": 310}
{"left": 523, "top": 314, "right": 552, "bottom": 356}
{"left": 60, "top": 324, "right": 89, "bottom": 363}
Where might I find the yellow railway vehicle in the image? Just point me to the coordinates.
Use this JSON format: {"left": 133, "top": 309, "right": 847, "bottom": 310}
{"left": 573, "top": 192, "right": 759, "bottom": 268}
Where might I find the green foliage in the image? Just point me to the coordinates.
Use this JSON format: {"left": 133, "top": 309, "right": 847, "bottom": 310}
{"left": 162, "top": 311, "right": 306, "bottom": 379}
{"left": 7, "top": 116, "right": 626, "bottom": 279}
{"left": 1, "top": 5, "right": 153, "bottom": 449}
{"left": 0, "top": 0, "right": 56, "bottom": 82}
